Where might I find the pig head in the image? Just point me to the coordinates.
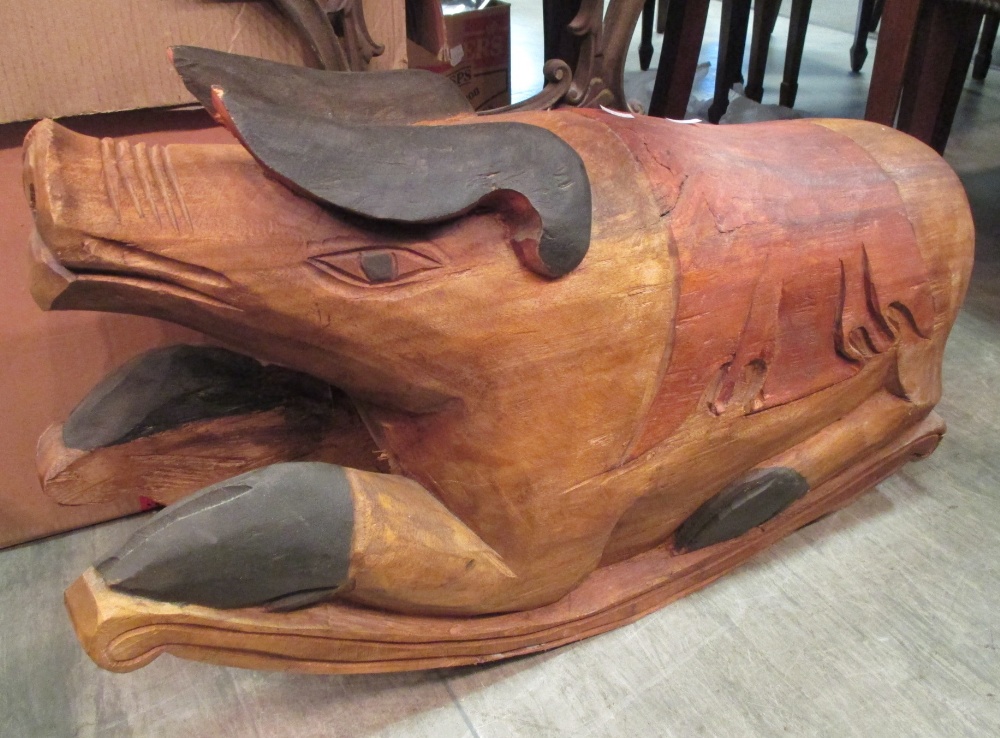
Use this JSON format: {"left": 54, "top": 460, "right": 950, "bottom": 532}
{"left": 24, "top": 66, "right": 676, "bottom": 612}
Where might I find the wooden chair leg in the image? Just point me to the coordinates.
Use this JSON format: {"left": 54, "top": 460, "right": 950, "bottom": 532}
{"left": 640, "top": 0, "right": 656, "bottom": 70}
{"left": 708, "top": 0, "right": 752, "bottom": 123}
{"left": 765, "top": 0, "right": 782, "bottom": 36}
{"left": 542, "top": 0, "right": 584, "bottom": 64}
{"left": 896, "top": 2, "right": 984, "bottom": 153}
{"left": 745, "top": 0, "right": 781, "bottom": 102}
{"left": 973, "top": 12, "right": 999, "bottom": 80}
{"left": 779, "top": 0, "right": 812, "bottom": 108}
{"left": 657, "top": 0, "right": 670, "bottom": 33}
{"left": 730, "top": 0, "right": 752, "bottom": 85}
{"left": 865, "top": 0, "right": 926, "bottom": 126}
{"left": 871, "top": 0, "right": 886, "bottom": 29}
{"left": 851, "top": 0, "right": 878, "bottom": 72}
{"left": 648, "top": 0, "right": 711, "bottom": 118}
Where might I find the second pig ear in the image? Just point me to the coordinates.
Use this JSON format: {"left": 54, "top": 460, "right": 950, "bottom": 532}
{"left": 212, "top": 87, "right": 592, "bottom": 278}
{"left": 170, "top": 46, "right": 474, "bottom": 125}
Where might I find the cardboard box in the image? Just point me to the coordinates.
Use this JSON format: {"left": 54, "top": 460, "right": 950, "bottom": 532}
{"left": 407, "top": 39, "right": 480, "bottom": 105}
{"left": 408, "top": 1, "right": 510, "bottom": 112}
{"left": 0, "top": 110, "right": 224, "bottom": 548}
{"left": 0, "top": 0, "right": 407, "bottom": 124}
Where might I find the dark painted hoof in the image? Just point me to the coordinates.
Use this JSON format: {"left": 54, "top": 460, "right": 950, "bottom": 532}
{"left": 63, "top": 344, "right": 332, "bottom": 451}
{"left": 675, "top": 467, "right": 809, "bottom": 552}
{"left": 97, "top": 462, "right": 354, "bottom": 610}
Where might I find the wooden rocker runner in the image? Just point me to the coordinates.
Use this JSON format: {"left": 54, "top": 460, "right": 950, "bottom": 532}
{"left": 24, "top": 48, "right": 973, "bottom": 673}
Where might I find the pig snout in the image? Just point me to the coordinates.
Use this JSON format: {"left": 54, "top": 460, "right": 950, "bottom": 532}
{"left": 24, "top": 120, "right": 247, "bottom": 321}
{"left": 24, "top": 121, "right": 84, "bottom": 309}
{"left": 23, "top": 120, "right": 335, "bottom": 315}
{"left": 26, "top": 120, "right": 139, "bottom": 261}
{"left": 25, "top": 120, "right": 164, "bottom": 309}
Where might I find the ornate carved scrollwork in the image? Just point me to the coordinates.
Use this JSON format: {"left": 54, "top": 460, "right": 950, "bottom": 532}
{"left": 274, "top": 0, "right": 645, "bottom": 111}
{"left": 328, "top": 0, "right": 385, "bottom": 70}
{"left": 563, "top": 0, "right": 615, "bottom": 108}
{"left": 271, "top": 0, "right": 384, "bottom": 71}
{"left": 480, "top": 59, "right": 574, "bottom": 114}
{"left": 495, "top": 0, "right": 646, "bottom": 113}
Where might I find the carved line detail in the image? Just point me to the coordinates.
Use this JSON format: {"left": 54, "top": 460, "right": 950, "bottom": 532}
{"left": 99, "top": 140, "right": 193, "bottom": 232}
{"left": 115, "top": 140, "right": 145, "bottom": 220}
{"left": 99, "top": 138, "right": 122, "bottom": 223}
{"left": 132, "top": 143, "right": 162, "bottom": 227}
{"left": 162, "top": 147, "right": 194, "bottom": 230}
{"left": 835, "top": 243, "right": 901, "bottom": 364}
{"left": 148, "top": 144, "right": 180, "bottom": 232}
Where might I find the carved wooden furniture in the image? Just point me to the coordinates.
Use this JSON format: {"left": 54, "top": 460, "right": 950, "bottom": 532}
{"left": 542, "top": 0, "right": 783, "bottom": 119}
{"left": 865, "top": 0, "right": 995, "bottom": 152}
{"left": 973, "top": 11, "right": 1000, "bottom": 79}
{"left": 852, "top": 0, "right": 887, "bottom": 73}
{"left": 645, "top": 0, "right": 712, "bottom": 118}
{"left": 24, "top": 49, "right": 973, "bottom": 673}
{"left": 271, "top": 0, "right": 384, "bottom": 71}
{"left": 535, "top": 0, "right": 650, "bottom": 110}
{"left": 744, "top": 0, "right": 814, "bottom": 109}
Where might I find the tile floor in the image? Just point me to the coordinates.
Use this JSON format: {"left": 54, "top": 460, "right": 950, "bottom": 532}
{"left": 2, "top": 2, "right": 999, "bottom": 736}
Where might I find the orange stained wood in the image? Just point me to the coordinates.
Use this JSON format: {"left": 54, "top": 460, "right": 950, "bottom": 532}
{"left": 37, "top": 400, "right": 385, "bottom": 507}
{"left": 26, "top": 109, "right": 974, "bottom": 620}
{"left": 572, "top": 112, "right": 943, "bottom": 462}
{"left": 64, "top": 413, "right": 945, "bottom": 674}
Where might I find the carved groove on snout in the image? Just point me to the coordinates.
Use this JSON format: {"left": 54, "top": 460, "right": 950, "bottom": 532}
{"left": 211, "top": 88, "right": 593, "bottom": 278}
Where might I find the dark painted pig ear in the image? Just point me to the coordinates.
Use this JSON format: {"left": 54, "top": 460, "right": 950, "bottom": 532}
{"left": 212, "top": 87, "right": 593, "bottom": 278}
{"left": 170, "top": 46, "right": 474, "bottom": 125}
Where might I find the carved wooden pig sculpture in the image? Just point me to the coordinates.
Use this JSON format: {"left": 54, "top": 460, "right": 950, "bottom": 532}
{"left": 24, "top": 48, "right": 973, "bottom": 673}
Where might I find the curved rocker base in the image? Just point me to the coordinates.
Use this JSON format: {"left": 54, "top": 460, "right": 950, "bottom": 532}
{"left": 66, "top": 414, "right": 944, "bottom": 675}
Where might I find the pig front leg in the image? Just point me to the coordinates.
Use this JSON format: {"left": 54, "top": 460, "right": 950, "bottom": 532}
{"left": 97, "top": 462, "right": 521, "bottom": 615}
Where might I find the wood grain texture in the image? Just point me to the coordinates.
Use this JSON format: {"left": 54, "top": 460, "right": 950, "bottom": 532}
{"left": 23, "top": 96, "right": 973, "bottom": 670}
{"left": 64, "top": 414, "right": 944, "bottom": 674}
{"left": 37, "top": 401, "right": 384, "bottom": 506}
{"left": 5, "top": 19, "right": 999, "bottom": 730}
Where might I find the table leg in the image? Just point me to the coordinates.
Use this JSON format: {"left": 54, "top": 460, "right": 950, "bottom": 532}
{"left": 708, "top": 0, "right": 752, "bottom": 123}
{"left": 648, "top": 0, "right": 712, "bottom": 118}
{"left": 851, "top": 0, "right": 878, "bottom": 72}
{"left": 896, "top": 2, "right": 984, "bottom": 153}
{"left": 745, "top": 0, "right": 781, "bottom": 102}
{"left": 973, "top": 13, "right": 999, "bottom": 81}
{"left": 640, "top": 0, "right": 656, "bottom": 70}
{"left": 543, "top": 0, "right": 585, "bottom": 64}
{"left": 864, "top": 0, "right": 926, "bottom": 125}
{"left": 779, "top": 0, "right": 813, "bottom": 108}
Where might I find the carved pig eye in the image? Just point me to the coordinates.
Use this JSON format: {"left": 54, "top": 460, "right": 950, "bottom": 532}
{"left": 308, "top": 248, "right": 442, "bottom": 286}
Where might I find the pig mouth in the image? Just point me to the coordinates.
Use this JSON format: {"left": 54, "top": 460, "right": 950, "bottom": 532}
{"left": 30, "top": 228, "right": 239, "bottom": 313}
{"left": 51, "top": 340, "right": 390, "bottom": 520}
{"left": 32, "top": 229, "right": 392, "bottom": 483}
